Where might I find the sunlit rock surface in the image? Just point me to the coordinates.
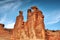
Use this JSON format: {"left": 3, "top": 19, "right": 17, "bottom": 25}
{"left": 0, "top": 6, "right": 60, "bottom": 40}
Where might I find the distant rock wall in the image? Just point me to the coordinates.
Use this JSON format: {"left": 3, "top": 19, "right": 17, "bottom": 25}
{"left": 0, "top": 24, "right": 11, "bottom": 40}
{"left": 46, "top": 30, "right": 60, "bottom": 40}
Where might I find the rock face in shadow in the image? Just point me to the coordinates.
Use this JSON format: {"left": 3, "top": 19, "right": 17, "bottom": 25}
{"left": 0, "top": 6, "right": 60, "bottom": 40}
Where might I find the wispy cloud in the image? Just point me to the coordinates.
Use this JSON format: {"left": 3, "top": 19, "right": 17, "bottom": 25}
{"left": 0, "top": 14, "right": 6, "bottom": 23}
{"left": 0, "top": 0, "right": 31, "bottom": 29}
{"left": 0, "top": 14, "right": 15, "bottom": 29}
{"left": 0, "top": 0, "right": 31, "bottom": 13}
{"left": 45, "top": 10, "right": 60, "bottom": 25}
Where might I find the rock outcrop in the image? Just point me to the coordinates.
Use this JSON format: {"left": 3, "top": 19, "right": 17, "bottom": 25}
{"left": 0, "top": 6, "right": 60, "bottom": 40}
{"left": 46, "top": 30, "right": 60, "bottom": 40}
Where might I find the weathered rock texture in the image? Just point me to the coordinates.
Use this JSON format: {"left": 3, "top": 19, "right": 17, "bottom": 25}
{"left": 46, "top": 30, "right": 60, "bottom": 40}
{"left": 0, "top": 6, "right": 60, "bottom": 40}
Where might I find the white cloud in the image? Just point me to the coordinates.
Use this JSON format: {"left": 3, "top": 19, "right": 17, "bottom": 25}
{"left": 0, "top": 15, "right": 15, "bottom": 29}
{"left": 0, "top": 3, "right": 19, "bottom": 13}
{"left": 47, "top": 18, "right": 60, "bottom": 24}
{"left": 4, "top": 22, "right": 15, "bottom": 29}
{"left": 0, "top": 0, "right": 31, "bottom": 29}
{"left": 0, "top": 14, "right": 6, "bottom": 23}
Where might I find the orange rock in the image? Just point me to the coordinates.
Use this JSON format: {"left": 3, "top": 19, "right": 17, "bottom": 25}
{"left": 0, "top": 6, "right": 60, "bottom": 40}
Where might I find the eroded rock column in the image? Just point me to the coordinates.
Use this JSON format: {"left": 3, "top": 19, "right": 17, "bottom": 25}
{"left": 31, "top": 6, "right": 45, "bottom": 40}
{"left": 11, "top": 11, "right": 24, "bottom": 40}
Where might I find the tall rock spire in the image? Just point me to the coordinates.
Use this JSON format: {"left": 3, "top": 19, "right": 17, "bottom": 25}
{"left": 31, "top": 6, "right": 45, "bottom": 40}
{"left": 27, "top": 9, "right": 32, "bottom": 20}
{"left": 14, "top": 11, "right": 24, "bottom": 29}
{"left": 11, "top": 11, "right": 24, "bottom": 40}
{"left": 19, "top": 11, "right": 23, "bottom": 20}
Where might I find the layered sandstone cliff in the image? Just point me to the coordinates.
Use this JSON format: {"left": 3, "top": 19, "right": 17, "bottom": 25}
{"left": 0, "top": 6, "right": 60, "bottom": 40}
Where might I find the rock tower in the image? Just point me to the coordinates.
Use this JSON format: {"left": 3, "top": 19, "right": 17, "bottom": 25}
{"left": 0, "top": 6, "right": 60, "bottom": 40}
{"left": 11, "top": 6, "right": 45, "bottom": 40}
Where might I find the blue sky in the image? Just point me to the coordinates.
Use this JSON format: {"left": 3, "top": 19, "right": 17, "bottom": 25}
{"left": 0, "top": 0, "right": 60, "bottom": 30}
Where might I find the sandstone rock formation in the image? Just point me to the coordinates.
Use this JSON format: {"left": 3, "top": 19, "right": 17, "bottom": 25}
{"left": 46, "top": 30, "right": 60, "bottom": 40}
{"left": 0, "top": 24, "right": 11, "bottom": 40}
{"left": 0, "top": 6, "right": 60, "bottom": 40}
